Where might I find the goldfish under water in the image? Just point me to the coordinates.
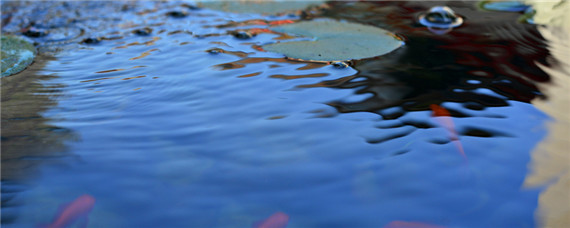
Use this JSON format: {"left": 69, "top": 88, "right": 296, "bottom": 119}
{"left": 42, "top": 194, "right": 95, "bottom": 228}
{"left": 252, "top": 211, "right": 289, "bottom": 228}
{"left": 430, "top": 104, "right": 467, "bottom": 161}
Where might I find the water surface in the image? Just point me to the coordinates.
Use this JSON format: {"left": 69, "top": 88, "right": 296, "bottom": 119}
{"left": 1, "top": 1, "right": 568, "bottom": 227}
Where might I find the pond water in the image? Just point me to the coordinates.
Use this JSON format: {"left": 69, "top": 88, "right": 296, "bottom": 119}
{"left": 1, "top": 1, "right": 568, "bottom": 228}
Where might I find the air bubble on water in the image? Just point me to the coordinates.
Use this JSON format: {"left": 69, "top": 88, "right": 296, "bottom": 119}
{"left": 418, "top": 6, "right": 463, "bottom": 33}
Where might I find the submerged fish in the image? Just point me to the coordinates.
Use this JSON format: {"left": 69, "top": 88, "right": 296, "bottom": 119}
{"left": 384, "top": 220, "right": 445, "bottom": 228}
{"left": 430, "top": 104, "right": 467, "bottom": 161}
{"left": 252, "top": 211, "right": 289, "bottom": 228}
{"left": 42, "top": 194, "right": 95, "bottom": 228}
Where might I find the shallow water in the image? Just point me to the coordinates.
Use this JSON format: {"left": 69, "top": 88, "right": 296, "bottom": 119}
{"left": 1, "top": 1, "right": 568, "bottom": 228}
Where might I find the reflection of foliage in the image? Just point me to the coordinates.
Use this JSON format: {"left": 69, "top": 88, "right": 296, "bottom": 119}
{"left": 321, "top": 1, "right": 551, "bottom": 118}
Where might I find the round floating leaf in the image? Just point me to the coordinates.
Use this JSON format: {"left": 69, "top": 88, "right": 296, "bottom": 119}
{"left": 262, "top": 19, "right": 403, "bottom": 61}
{"left": 1, "top": 35, "right": 37, "bottom": 77}
{"left": 198, "top": 0, "right": 325, "bottom": 15}
{"left": 479, "top": 1, "right": 530, "bottom": 12}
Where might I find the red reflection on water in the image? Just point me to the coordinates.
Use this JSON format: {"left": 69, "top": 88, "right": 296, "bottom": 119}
{"left": 252, "top": 212, "right": 289, "bottom": 228}
{"left": 268, "top": 20, "right": 295, "bottom": 26}
{"left": 43, "top": 194, "right": 95, "bottom": 228}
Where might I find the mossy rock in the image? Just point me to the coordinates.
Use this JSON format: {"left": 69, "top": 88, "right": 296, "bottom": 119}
{"left": 262, "top": 19, "right": 404, "bottom": 61}
{"left": 1, "top": 35, "right": 37, "bottom": 77}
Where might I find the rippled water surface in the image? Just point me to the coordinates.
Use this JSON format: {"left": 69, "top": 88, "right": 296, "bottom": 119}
{"left": 2, "top": 1, "right": 569, "bottom": 228}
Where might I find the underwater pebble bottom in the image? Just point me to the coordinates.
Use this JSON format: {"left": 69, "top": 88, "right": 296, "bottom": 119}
{"left": 1, "top": 2, "right": 553, "bottom": 228}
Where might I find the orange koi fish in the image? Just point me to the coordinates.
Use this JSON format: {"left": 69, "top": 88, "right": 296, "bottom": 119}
{"left": 43, "top": 194, "right": 95, "bottom": 228}
{"left": 252, "top": 212, "right": 289, "bottom": 228}
{"left": 384, "top": 220, "right": 445, "bottom": 228}
{"left": 430, "top": 104, "right": 467, "bottom": 161}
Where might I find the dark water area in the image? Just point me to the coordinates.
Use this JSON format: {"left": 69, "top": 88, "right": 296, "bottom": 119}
{"left": 1, "top": 1, "right": 567, "bottom": 227}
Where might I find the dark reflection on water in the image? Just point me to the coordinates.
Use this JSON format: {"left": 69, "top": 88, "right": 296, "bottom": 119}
{"left": 0, "top": 1, "right": 561, "bottom": 228}
{"left": 324, "top": 1, "right": 551, "bottom": 114}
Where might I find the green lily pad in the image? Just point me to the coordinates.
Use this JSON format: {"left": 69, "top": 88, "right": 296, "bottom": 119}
{"left": 198, "top": 0, "right": 325, "bottom": 15}
{"left": 1, "top": 35, "right": 37, "bottom": 77}
{"left": 478, "top": 1, "right": 530, "bottom": 12}
{"left": 262, "top": 19, "right": 403, "bottom": 61}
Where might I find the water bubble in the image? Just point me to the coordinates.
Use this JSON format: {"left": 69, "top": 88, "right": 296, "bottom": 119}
{"left": 418, "top": 6, "right": 463, "bottom": 29}
{"left": 331, "top": 61, "right": 349, "bottom": 69}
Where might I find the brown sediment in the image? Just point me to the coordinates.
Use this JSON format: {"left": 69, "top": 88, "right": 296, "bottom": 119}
{"left": 93, "top": 65, "right": 145, "bottom": 75}
{"left": 121, "top": 75, "right": 146, "bottom": 80}
{"left": 209, "top": 41, "right": 231, "bottom": 47}
{"left": 1, "top": 55, "right": 75, "bottom": 181}
{"left": 296, "top": 62, "right": 327, "bottom": 70}
{"left": 167, "top": 30, "right": 193, "bottom": 36}
{"left": 208, "top": 48, "right": 251, "bottom": 58}
{"left": 95, "top": 69, "right": 126, "bottom": 74}
{"left": 129, "top": 48, "right": 159, "bottom": 60}
{"left": 214, "top": 57, "right": 320, "bottom": 71}
{"left": 267, "top": 115, "right": 286, "bottom": 120}
{"left": 213, "top": 19, "right": 268, "bottom": 28}
{"left": 80, "top": 76, "right": 119, "bottom": 83}
{"left": 237, "top": 72, "right": 262, "bottom": 78}
{"left": 114, "top": 37, "right": 161, "bottom": 49}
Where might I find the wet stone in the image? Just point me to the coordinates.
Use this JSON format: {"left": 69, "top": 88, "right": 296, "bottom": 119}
{"left": 22, "top": 27, "right": 48, "bottom": 38}
{"left": 133, "top": 27, "right": 152, "bottom": 36}
{"left": 80, "top": 37, "right": 101, "bottom": 44}
{"left": 207, "top": 49, "right": 222, "bottom": 54}
{"left": 233, "top": 31, "right": 253, "bottom": 40}
{"left": 166, "top": 11, "right": 188, "bottom": 18}
{"left": 331, "top": 61, "right": 349, "bottom": 69}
